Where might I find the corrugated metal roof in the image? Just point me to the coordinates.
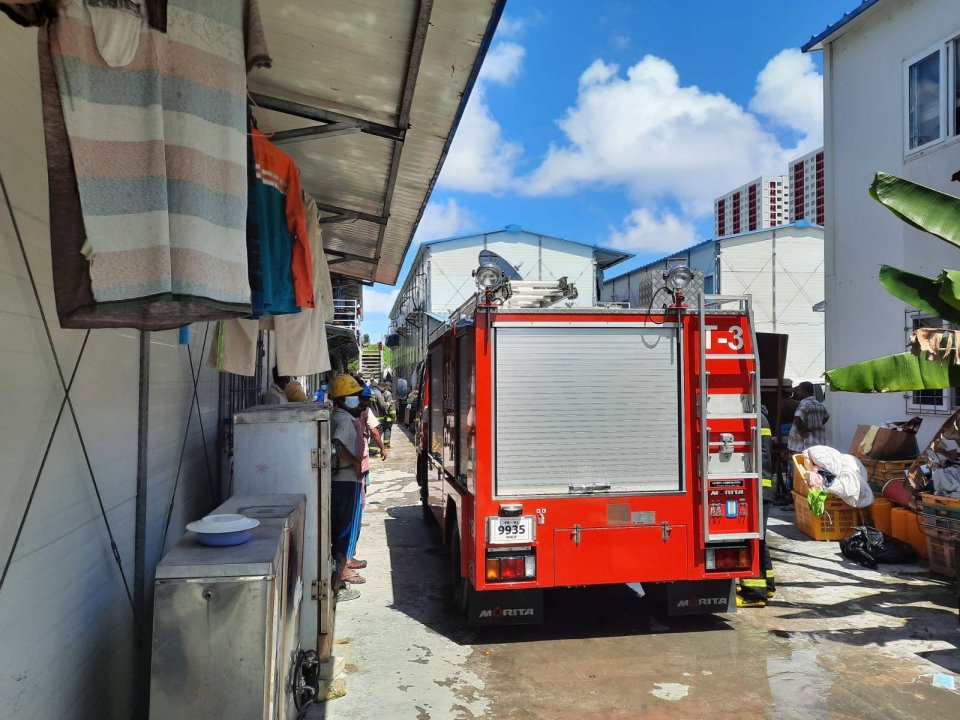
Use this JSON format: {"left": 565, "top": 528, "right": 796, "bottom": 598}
{"left": 602, "top": 221, "right": 823, "bottom": 283}
{"left": 802, "top": 0, "right": 885, "bottom": 52}
{"left": 249, "top": 0, "right": 506, "bottom": 284}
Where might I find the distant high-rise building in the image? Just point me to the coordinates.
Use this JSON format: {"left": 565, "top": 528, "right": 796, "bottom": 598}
{"left": 714, "top": 175, "right": 788, "bottom": 238}
{"left": 788, "top": 147, "right": 825, "bottom": 225}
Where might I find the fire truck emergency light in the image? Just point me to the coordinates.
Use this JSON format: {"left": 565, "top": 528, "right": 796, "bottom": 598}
{"left": 664, "top": 265, "right": 694, "bottom": 291}
{"left": 474, "top": 264, "right": 504, "bottom": 290}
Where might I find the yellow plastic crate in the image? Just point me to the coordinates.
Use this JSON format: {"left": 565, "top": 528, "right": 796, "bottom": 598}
{"left": 792, "top": 491, "right": 863, "bottom": 541}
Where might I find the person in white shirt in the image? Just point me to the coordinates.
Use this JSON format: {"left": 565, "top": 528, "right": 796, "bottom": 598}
{"left": 787, "top": 382, "right": 829, "bottom": 452}
{"left": 261, "top": 366, "right": 289, "bottom": 405}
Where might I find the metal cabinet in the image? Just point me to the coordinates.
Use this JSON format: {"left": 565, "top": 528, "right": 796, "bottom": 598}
{"left": 150, "top": 495, "right": 305, "bottom": 720}
{"left": 232, "top": 405, "right": 334, "bottom": 657}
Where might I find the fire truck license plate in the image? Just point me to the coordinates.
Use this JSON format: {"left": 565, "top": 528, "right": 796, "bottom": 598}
{"left": 487, "top": 516, "right": 535, "bottom": 544}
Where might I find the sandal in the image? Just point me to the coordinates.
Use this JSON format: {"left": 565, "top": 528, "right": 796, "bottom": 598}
{"left": 342, "top": 573, "right": 366, "bottom": 584}
{"left": 347, "top": 559, "right": 367, "bottom": 569}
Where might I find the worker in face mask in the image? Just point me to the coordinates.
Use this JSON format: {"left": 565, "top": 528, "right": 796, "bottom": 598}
{"left": 329, "top": 374, "right": 365, "bottom": 599}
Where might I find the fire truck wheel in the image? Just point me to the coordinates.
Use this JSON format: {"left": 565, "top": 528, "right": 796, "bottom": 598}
{"left": 449, "top": 519, "right": 468, "bottom": 615}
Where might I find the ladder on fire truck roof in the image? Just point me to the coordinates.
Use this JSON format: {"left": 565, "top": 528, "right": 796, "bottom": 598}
{"left": 442, "top": 277, "right": 579, "bottom": 336}
{"left": 697, "top": 293, "right": 763, "bottom": 543}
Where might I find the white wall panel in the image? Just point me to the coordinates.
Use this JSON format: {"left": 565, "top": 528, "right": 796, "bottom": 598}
{"left": 823, "top": 0, "right": 960, "bottom": 450}
{"left": 0, "top": 22, "right": 219, "bottom": 720}
{"left": 719, "top": 229, "right": 825, "bottom": 383}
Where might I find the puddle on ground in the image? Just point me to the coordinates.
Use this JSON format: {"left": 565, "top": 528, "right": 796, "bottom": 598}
{"left": 767, "top": 648, "right": 833, "bottom": 719}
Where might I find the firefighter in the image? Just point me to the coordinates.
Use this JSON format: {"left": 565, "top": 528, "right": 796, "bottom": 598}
{"left": 737, "top": 408, "right": 776, "bottom": 608}
{"left": 377, "top": 378, "right": 396, "bottom": 448}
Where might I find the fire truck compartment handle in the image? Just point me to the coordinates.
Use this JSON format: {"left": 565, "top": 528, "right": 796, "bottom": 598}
{"left": 568, "top": 483, "right": 611, "bottom": 493}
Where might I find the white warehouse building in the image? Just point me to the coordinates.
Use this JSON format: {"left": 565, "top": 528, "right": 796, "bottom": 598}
{"left": 388, "top": 225, "right": 631, "bottom": 383}
{"left": 601, "top": 221, "right": 826, "bottom": 383}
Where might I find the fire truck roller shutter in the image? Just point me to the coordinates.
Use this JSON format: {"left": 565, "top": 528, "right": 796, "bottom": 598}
{"left": 494, "top": 325, "right": 682, "bottom": 496}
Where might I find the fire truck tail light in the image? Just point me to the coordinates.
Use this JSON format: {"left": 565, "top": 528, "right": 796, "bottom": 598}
{"left": 485, "top": 554, "right": 536, "bottom": 582}
{"left": 705, "top": 545, "right": 751, "bottom": 571}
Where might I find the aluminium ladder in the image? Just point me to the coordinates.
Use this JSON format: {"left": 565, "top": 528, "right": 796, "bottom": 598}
{"left": 696, "top": 292, "right": 763, "bottom": 543}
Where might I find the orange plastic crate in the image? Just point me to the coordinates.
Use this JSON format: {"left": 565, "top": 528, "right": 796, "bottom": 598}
{"left": 792, "top": 491, "right": 863, "bottom": 541}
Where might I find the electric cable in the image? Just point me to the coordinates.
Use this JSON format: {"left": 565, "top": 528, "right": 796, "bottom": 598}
{"left": 159, "top": 323, "right": 212, "bottom": 553}
{"left": 187, "top": 325, "right": 215, "bottom": 501}
{"left": 0, "top": 330, "right": 90, "bottom": 597}
{"left": 0, "top": 169, "right": 135, "bottom": 613}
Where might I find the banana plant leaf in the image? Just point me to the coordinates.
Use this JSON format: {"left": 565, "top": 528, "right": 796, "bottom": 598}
{"left": 825, "top": 351, "right": 960, "bottom": 393}
{"left": 871, "top": 172, "right": 960, "bottom": 249}
{"left": 879, "top": 265, "right": 960, "bottom": 323}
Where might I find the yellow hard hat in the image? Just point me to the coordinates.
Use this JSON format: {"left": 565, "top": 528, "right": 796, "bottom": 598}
{"left": 284, "top": 380, "right": 306, "bottom": 402}
{"left": 330, "top": 373, "right": 362, "bottom": 398}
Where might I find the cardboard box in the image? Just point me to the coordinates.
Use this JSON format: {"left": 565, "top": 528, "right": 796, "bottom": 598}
{"left": 849, "top": 425, "right": 919, "bottom": 461}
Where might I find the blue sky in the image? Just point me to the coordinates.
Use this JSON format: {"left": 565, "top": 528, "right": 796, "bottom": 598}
{"left": 362, "top": 0, "right": 846, "bottom": 339}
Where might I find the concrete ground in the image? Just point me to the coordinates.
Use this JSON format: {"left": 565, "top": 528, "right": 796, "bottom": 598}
{"left": 308, "top": 428, "right": 960, "bottom": 720}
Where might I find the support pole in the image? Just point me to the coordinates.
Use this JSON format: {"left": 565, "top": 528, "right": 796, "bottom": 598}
{"left": 135, "top": 331, "right": 151, "bottom": 717}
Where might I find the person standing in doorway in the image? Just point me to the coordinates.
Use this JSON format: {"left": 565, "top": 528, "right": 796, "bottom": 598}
{"left": 787, "top": 381, "right": 830, "bottom": 453}
{"left": 329, "top": 373, "right": 365, "bottom": 600}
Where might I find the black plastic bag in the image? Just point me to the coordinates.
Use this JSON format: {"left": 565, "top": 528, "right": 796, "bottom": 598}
{"left": 839, "top": 526, "right": 918, "bottom": 569}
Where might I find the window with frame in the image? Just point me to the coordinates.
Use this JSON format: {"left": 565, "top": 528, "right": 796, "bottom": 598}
{"left": 906, "top": 311, "right": 957, "bottom": 414}
{"left": 902, "top": 37, "right": 960, "bottom": 153}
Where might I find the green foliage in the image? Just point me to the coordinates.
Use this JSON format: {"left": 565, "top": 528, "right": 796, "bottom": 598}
{"left": 825, "top": 351, "right": 960, "bottom": 393}
{"left": 879, "top": 265, "right": 960, "bottom": 323}
{"left": 871, "top": 172, "right": 960, "bottom": 250}
{"left": 827, "top": 173, "right": 960, "bottom": 393}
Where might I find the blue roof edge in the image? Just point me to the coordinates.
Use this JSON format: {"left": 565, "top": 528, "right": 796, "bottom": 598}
{"left": 802, "top": 0, "right": 884, "bottom": 52}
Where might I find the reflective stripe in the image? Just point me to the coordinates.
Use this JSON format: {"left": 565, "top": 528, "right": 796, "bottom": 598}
{"left": 765, "top": 570, "right": 775, "bottom": 578}
{"left": 762, "top": 478, "right": 773, "bottom": 487}
{"left": 760, "top": 427, "right": 772, "bottom": 437}
{"left": 741, "top": 579, "right": 767, "bottom": 588}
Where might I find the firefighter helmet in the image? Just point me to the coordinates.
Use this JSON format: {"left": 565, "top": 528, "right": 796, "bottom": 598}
{"left": 330, "top": 373, "right": 362, "bottom": 398}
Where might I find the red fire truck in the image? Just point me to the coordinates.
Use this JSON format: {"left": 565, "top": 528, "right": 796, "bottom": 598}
{"left": 416, "top": 257, "right": 763, "bottom": 624}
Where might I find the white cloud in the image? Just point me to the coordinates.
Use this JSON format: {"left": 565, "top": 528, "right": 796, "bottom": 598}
{"left": 607, "top": 208, "right": 698, "bottom": 253}
{"left": 525, "top": 53, "right": 821, "bottom": 217}
{"left": 437, "top": 42, "right": 526, "bottom": 193}
{"left": 412, "top": 198, "right": 478, "bottom": 244}
{"left": 611, "top": 33, "right": 631, "bottom": 51}
{"left": 495, "top": 15, "right": 525, "bottom": 39}
{"left": 363, "top": 287, "right": 399, "bottom": 315}
{"left": 750, "top": 48, "right": 823, "bottom": 151}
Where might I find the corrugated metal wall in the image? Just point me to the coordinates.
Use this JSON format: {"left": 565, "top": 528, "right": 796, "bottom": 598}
{"left": 0, "top": 23, "right": 219, "bottom": 719}
{"left": 718, "top": 228, "right": 825, "bottom": 381}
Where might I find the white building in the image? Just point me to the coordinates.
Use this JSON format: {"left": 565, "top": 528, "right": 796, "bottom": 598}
{"left": 601, "top": 221, "right": 825, "bottom": 382}
{"left": 714, "top": 175, "right": 789, "bottom": 238}
{"left": 388, "top": 225, "right": 631, "bottom": 382}
{"left": 789, "top": 147, "right": 826, "bottom": 225}
{"left": 804, "top": 0, "right": 960, "bottom": 451}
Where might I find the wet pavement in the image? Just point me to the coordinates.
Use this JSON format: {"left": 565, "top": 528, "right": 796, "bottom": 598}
{"left": 308, "top": 428, "right": 960, "bottom": 720}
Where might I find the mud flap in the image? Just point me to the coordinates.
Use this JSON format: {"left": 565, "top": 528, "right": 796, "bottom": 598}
{"left": 652, "top": 579, "right": 737, "bottom": 616}
{"left": 467, "top": 587, "right": 543, "bottom": 626}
